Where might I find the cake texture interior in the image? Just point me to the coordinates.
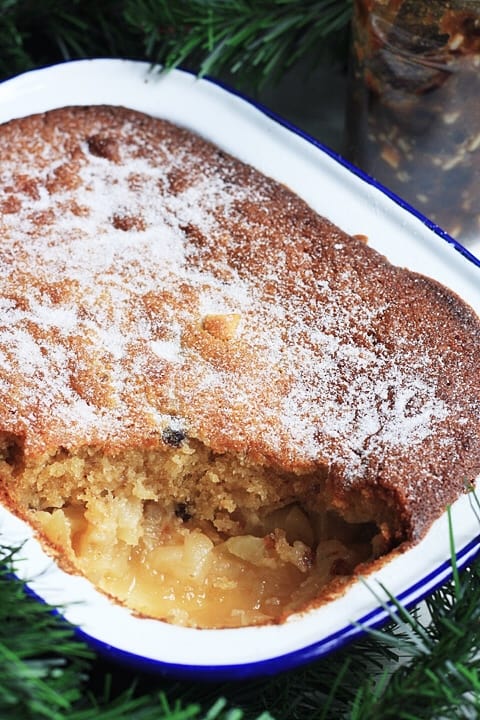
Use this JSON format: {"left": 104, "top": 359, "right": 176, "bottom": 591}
{"left": 0, "top": 105, "right": 479, "bottom": 628}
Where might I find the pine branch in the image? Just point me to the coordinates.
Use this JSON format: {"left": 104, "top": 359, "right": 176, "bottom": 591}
{"left": 0, "top": 0, "right": 352, "bottom": 84}
{"left": 344, "top": 570, "right": 480, "bottom": 718}
{"left": 124, "top": 0, "right": 352, "bottom": 86}
{"left": 346, "top": 513, "right": 480, "bottom": 720}
{"left": 0, "top": 544, "right": 94, "bottom": 719}
{"left": 0, "top": 0, "right": 136, "bottom": 80}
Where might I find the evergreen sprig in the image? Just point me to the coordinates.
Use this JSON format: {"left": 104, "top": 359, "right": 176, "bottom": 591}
{"left": 0, "top": 0, "right": 136, "bottom": 80}
{"left": 124, "top": 0, "right": 352, "bottom": 85}
{"left": 0, "top": 0, "right": 352, "bottom": 84}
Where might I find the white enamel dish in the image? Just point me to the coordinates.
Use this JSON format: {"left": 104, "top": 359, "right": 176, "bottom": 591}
{"left": 0, "top": 59, "right": 479, "bottom": 679}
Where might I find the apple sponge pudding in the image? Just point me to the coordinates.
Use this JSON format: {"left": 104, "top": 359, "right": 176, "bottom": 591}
{"left": 0, "top": 105, "right": 480, "bottom": 628}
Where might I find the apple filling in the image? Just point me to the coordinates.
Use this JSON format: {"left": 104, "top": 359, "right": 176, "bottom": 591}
{"left": 0, "top": 436, "right": 396, "bottom": 628}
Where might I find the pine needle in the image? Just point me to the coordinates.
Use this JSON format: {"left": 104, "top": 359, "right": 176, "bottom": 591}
{"left": 345, "top": 546, "right": 480, "bottom": 718}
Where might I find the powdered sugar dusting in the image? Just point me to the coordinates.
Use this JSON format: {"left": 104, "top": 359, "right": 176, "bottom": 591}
{"left": 0, "top": 106, "right": 466, "bottom": 498}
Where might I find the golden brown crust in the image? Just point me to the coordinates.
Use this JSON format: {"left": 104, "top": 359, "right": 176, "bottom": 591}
{"left": 0, "top": 105, "right": 479, "bottom": 542}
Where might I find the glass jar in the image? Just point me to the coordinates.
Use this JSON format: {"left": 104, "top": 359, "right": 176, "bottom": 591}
{"left": 347, "top": 0, "right": 480, "bottom": 243}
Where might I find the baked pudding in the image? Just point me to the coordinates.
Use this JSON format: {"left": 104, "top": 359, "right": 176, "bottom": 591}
{"left": 0, "top": 106, "right": 479, "bottom": 628}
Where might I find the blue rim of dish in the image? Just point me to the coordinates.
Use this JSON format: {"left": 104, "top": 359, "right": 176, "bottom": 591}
{"left": 18, "top": 526, "right": 479, "bottom": 681}
{"left": 66, "top": 531, "right": 480, "bottom": 681}
{"left": 2, "top": 59, "right": 480, "bottom": 680}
